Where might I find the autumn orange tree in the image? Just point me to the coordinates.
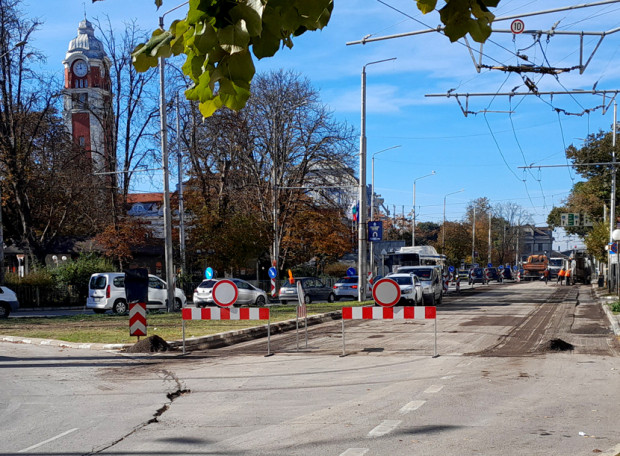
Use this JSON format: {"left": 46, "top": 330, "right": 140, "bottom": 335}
{"left": 94, "top": 219, "right": 150, "bottom": 270}
{"left": 281, "top": 202, "right": 350, "bottom": 275}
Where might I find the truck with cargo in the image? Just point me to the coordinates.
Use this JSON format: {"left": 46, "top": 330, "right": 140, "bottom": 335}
{"left": 522, "top": 254, "right": 548, "bottom": 281}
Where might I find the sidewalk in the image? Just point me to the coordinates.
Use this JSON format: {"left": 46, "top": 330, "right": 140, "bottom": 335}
{"left": 591, "top": 284, "right": 620, "bottom": 336}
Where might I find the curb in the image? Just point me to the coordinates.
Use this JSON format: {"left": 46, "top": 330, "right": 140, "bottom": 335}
{"left": 591, "top": 285, "right": 620, "bottom": 336}
{"left": 1, "top": 311, "right": 344, "bottom": 352}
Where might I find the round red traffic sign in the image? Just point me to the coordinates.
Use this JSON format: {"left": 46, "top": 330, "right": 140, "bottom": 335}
{"left": 212, "top": 279, "right": 238, "bottom": 307}
{"left": 372, "top": 278, "right": 401, "bottom": 307}
{"left": 511, "top": 19, "right": 524, "bottom": 34}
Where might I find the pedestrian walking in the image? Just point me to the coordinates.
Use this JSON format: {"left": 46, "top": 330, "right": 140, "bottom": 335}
{"left": 543, "top": 268, "right": 549, "bottom": 284}
{"left": 558, "top": 268, "right": 565, "bottom": 284}
{"left": 565, "top": 268, "right": 571, "bottom": 285}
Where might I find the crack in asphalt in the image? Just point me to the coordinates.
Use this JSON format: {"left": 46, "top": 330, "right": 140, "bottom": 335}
{"left": 83, "top": 369, "right": 190, "bottom": 455}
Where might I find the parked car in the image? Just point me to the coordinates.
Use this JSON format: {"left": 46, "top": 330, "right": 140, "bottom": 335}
{"left": 487, "top": 267, "right": 502, "bottom": 282}
{"left": 279, "top": 277, "right": 335, "bottom": 304}
{"left": 469, "top": 267, "right": 487, "bottom": 285}
{"left": 332, "top": 276, "right": 372, "bottom": 301}
{"left": 193, "top": 278, "right": 268, "bottom": 307}
{"left": 384, "top": 273, "right": 423, "bottom": 305}
{"left": 394, "top": 266, "right": 443, "bottom": 305}
{"left": 86, "top": 272, "right": 187, "bottom": 314}
{"left": 0, "top": 286, "right": 19, "bottom": 318}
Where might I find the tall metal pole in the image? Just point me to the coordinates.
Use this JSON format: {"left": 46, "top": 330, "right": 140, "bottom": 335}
{"left": 488, "top": 211, "right": 492, "bottom": 265}
{"left": 358, "top": 58, "right": 395, "bottom": 302}
{"left": 472, "top": 207, "right": 476, "bottom": 265}
{"left": 609, "top": 102, "right": 617, "bottom": 290}
{"left": 158, "top": 7, "right": 187, "bottom": 311}
{"left": 176, "top": 94, "right": 186, "bottom": 276}
{"left": 412, "top": 171, "right": 435, "bottom": 246}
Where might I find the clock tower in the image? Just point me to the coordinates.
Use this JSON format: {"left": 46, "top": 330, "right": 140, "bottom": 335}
{"left": 62, "top": 18, "right": 114, "bottom": 178}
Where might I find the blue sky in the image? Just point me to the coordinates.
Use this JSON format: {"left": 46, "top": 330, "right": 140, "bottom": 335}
{"left": 23, "top": 0, "right": 620, "bottom": 249}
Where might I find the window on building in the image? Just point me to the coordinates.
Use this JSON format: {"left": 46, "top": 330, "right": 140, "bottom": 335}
{"left": 72, "top": 93, "right": 88, "bottom": 110}
{"left": 78, "top": 136, "right": 85, "bottom": 146}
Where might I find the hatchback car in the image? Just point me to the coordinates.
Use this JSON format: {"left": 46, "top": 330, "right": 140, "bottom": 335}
{"left": 279, "top": 277, "right": 335, "bottom": 304}
{"left": 383, "top": 273, "right": 423, "bottom": 305}
{"left": 86, "top": 272, "right": 187, "bottom": 314}
{"left": 193, "top": 278, "right": 268, "bottom": 307}
{"left": 332, "top": 276, "right": 373, "bottom": 301}
{"left": 486, "top": 267, "right": 502, "bottom": 282}
{"left": 0, "top": 286, "right": 19, "bottom": 318}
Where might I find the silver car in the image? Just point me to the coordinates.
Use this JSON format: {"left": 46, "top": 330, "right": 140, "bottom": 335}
{"left": 193, "top": 278, "right": 268, "bottom": 307}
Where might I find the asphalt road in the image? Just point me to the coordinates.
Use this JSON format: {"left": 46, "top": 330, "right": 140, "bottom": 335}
{"left": 1, "top": 281, "right": 619, "bottom": 456}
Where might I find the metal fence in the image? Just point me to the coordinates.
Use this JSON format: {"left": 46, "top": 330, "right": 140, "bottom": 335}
{"left": 12, "top": 285, "right": 84, "bottom": 308}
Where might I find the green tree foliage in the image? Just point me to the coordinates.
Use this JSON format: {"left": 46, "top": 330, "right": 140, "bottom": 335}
{"left": 548, "top": 129, "right": 617, "bottom": 236}
{"left": 135, "top": 0, "right": 501, "bottom": 117}
{"left": 584, "top": 220, "right": 609, "bottom": 262}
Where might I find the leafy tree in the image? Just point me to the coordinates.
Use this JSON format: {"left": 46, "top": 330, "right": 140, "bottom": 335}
{"left": 584, "top": 220, "right": 609, "bottom": 262}
{"left": 134, "top": 0, "right": 500, "bottom": 117}
{"left": 94, "top": 219, "right": 150, "bottom": 270}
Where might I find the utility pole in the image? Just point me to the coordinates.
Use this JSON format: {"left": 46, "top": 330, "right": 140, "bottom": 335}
{"left": 609, "top": 102, "right": 617, "bottom": 290}
{"left": 472, "top": 207, "right": 476, "bottom": 265}
{"left": 488, "top": 211, "right": 492, "bottom": 265}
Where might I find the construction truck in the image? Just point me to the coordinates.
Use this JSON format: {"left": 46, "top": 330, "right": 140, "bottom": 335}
{"left": 547, "top": 255, "right": 565, "bottom": 279}
{"left": 565, "top": 250, "right": 592, "bottom": 285}
{"left": 522, "top": 254, "right": 548, "bottom": 281}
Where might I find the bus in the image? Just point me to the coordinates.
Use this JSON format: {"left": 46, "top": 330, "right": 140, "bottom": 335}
{"left": 385, "top": 246, "right": 446, "bottom": 273}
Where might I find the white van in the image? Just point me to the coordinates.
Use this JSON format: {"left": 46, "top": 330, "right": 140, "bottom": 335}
{"left": 395, "top": 266, "right": 443, "bottom": 305}
{"left": 86, "top": 272, "right": 187, "bottom": 314}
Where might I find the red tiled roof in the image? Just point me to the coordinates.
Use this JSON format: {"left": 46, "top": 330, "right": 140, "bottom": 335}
{"left": 127, "top": 193, "right": 163, "bottom": 204}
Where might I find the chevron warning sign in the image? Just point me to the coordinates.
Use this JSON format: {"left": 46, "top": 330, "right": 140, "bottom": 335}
{"left": 129, "top": 302, "right": 147, "bottom": 337}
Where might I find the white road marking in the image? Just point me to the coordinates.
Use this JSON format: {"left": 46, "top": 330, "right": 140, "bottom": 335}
{"left": 339, "top": 449, "right": 369, "bottom": 456}
{"left": 18, "top": 428, "right": 78, "bottom": 453}
{"left": 367, "top": 420, "right": 402, "bottom": 437}
{"left": 441, "top": 375, "right": 455, "bottom": 380}
{"left": 399, "top": 400, "right": 426, "bottom": 414}
{"left": 424, "top": 385, "right": 444, "bottom": 394}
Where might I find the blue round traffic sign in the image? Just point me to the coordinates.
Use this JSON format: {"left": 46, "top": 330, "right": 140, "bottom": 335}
{"left": 449, "top": 266, "right": 455, "bottom": 272}
{"left": 498, "top": 265, "right": 504, "bottom": 270}
{"left": 347, "top": 267, "right": 356, "bottom": 277}
{"left": 205, "top": 267, "right": 214, "bottom": 279}
{"left": 487, "top": 263, "right": 493, "bottom": 268}
{"left": 268, "top": 267, "right": 277, "bottom": 279}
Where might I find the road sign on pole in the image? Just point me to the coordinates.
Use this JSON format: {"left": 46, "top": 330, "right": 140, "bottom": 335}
{"left": 212, "top": 279, "right": 238, "bottom": 307}
{"left": 511, "top": 19, "right": 524, "bottom": 34}
{"left": 372, "top": 278, "right": 401, "bottom": 307}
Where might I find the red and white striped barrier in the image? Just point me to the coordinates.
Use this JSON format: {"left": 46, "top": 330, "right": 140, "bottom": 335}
{"left": 341, "top": 306, "right": 437, "bottom": 357}
{"left": 484, "top": 268, "right": 490, "bottom": 284}
{"left": 182, "top": 307, "right": 269, "bottom": 320}
{"left": 270, "top": 277, "right": 276, "bottom": 297}
{"left": 516, "top": 270, "right": 521, "bottom": 282}
{"left": 181, "top": 307, "right": 271, "bottom": 355}
{"left": 342, "top": 306, "right": 436, "bottom": 320}
{"left": 455, "top": 274, "right": 461, "bottom": 293}
{"left": 129, "top": 302, "right": 147, "bottom": 338}
{"left": 442, "top": 272, "right": 450, "bottom": 292}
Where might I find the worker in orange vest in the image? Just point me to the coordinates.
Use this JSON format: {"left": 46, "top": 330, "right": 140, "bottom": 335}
{"left": 557, "top": 268, "right": 565, "bottom": 284}
{"left": 564, "top": 268, "right": 571, "bottom": 285}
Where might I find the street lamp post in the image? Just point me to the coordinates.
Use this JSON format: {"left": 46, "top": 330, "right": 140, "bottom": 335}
{"left": 0, "top": 40, "right": 26, "bottom": 285}
{"left": 412, "top": 171, "right": 436, "bottom": 246}
{"left": 370, "top": 145, "right": 401, "bottom": 275}
{"left": 442, "top": 189, "right": 464, "bottom": 255}
{"left": 358, "top": 57, "right": 396, "bottom": 302}
{"left": 158, "top": 2, "right": 188, "bottom": 311}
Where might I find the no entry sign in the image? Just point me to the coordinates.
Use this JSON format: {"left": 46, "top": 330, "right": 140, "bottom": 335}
{"left": 212, "top": 279, "right": 238, "bottom": 307}
{"left": 372, "top": 278, "right": 401, "bottom": 307}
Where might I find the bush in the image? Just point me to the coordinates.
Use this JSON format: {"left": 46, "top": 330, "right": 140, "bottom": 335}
{"left": 5, "top": 269, "right": 54, "bottom": 288}
{"left": 611, "top": 301, "right": 620, "bottom": 313}
{"left": 51, "top": 253, "right": 117, "bottom": 300}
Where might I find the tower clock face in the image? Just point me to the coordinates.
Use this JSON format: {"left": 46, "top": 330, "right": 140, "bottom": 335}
{"left": 73, "top": 60, "right": 88, "bottom": 77}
